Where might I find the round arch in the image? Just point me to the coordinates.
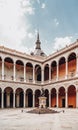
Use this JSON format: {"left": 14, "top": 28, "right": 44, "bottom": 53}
{"left": 16, "top": 60, "right": 24, "bottom": 81}
{"left": 26, "top": 62, "right": 33, "bottom": 82}
{"left": 4, "top": 57, "right": 14, "bottom": 80}
{"left": 68, "top": 85, "right": 76, "bottom": 108}
{"left": 51, "top": 61, "right": 57, "bottom": 80}
{"left": 68, "top": 52, "right": 76, "bottom": 78}
{"left": 35, "top": 89, "right": 41, "bottom": 107}
{"left": 26, "top": 88, "right": 33, "bottom": 107}
{"left": 58, "top": 87, "right": 65, "bottom": 108}
{"left": 51, "top": 88, "right": 57, "bottom": 107}
{"left": 59, "top": 57, "right": 66, "bottom": 79}
{"left": 35, "top": 64, "right": 41, "bottom": 82}
{"left": 15, "top": 88, "right": 24, "bottom": 108}
{"left": 45, "top": 89, "right": 49, "bottom": 107}
{"left": 44, "top": 64, "right": 49, "bottom": 81}
{"left": 4, "top": 87, "right": 13, "bottom": 108}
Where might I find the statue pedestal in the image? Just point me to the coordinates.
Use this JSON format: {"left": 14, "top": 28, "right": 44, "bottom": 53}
{"left": 39, "top": 96, "right": 47, "bottom": 108}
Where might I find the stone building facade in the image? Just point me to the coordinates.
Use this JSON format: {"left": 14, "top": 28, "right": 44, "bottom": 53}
{"left": 0, "top": 34, "right": 78, "bottom": 108}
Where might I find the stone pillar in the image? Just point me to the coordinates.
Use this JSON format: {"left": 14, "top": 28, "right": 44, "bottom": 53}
{"left": 65, "top": 90, "right": 68, "bottom": 108}
{"left": 7, "top": 93, "right": 10, "bottom": 107}
{"left": 14, "top": 62, "right": 16, "bottom": 81}
{"left": 76, "top": 56, "right": 78, "bottom": 77}
{"left": 49, "top": 66, "right": 51, "bottom": 83}
{"left": 24, "top": 64, "right": 26, "bottom": 82}
{"left": 56, "top": 91, "right": 58, "bottom": 108}
{"left": 2, "top": 59, "right": 4, "bottom": 80}
{"left": 1, "top": 91, "right": 4, "bottom": 108}
{"left": 42, "top": 69, "right": 44, "bottom": 84}
{"left": 33, "top": 65, "right": 35, "bottom": 83}
{"left": 13, "top": 91, "right": 15, "bottom": 108}
{"left": 65, "top": 59, "right": 68, "bottom": 79}
{"left": 49, "top": 92, "right": 51, "bottom": 107}
{"left": 76, "top": 89, "right": 78, "bottom": 108}
{"left": 56, "top": 62, "right": 59, "bottom": 81}
{"left": 33, "top": 93, "right": 35, "bottom": 107}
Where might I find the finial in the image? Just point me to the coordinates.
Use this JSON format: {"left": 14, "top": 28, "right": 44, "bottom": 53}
{"left": 37, "top": 32, "right": 39, "bottom": 41}
{"left": 35, "top": 31, "right": 41, "bottom": 49}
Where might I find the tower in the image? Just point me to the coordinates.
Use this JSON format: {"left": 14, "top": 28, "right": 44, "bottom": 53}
{"left": 30, "top": 32, "right": 46, "bottom": 57}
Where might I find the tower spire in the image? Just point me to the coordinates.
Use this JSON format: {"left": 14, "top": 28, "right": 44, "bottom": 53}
{"left": 35, "top": 32, "right": 41, "bottom": 49}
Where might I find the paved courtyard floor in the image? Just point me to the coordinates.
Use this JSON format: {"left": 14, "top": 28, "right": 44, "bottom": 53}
{"left": 0, "top": 108, "right": 78, "bottom": 130}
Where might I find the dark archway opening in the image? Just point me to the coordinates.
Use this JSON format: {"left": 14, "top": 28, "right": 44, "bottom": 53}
{"left": 28, "top": 92, "right": 33, "bottom": 107}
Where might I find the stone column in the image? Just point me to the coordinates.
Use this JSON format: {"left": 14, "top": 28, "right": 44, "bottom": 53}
{"left": 49, "top": 92, "right": 51, "bottom": 107}
{"left": 76, "top": 56, "right": 78, "bottom": 77}
{"left": 13, "top": 91, "right": 15, "bottom": 108}
{"left": 24, "top": 64, "right": 26, "bottom": 82}
{"left": 2, "top": 59, "right": 4, "bottom": 80}
{"left": 33, "top": 92, "right": 35, "bottom": 107}
{"left": 65, "top": 59, "right": 68, "bottom": 79}
{"left": 56, "top": 62, "right": 59, "bottom": 81}
{"left": 14, "top": 62, "right": 16, "bottom": 81}
{"left": 33, "top": 65, "right": 35, "bottom": 83}
{"left": 1, "top": 91, "right": 4, "bottom": 108}
{"left": 56, "top": 91, "right": 58, "bottom": 108}
{"left": 76, "top": 89, "right": 78, "bottom": 108}
{"left": 49, "top": 66, "right": 51, "bottom": 83}
{"left": 42, "top": 69, "right": 44, "bottom": 84}
{"left": 65, "top": 90, "right": 68, "bottom": 108}
{"left": 24, "top": 92, "right": 26, "bottom": 108}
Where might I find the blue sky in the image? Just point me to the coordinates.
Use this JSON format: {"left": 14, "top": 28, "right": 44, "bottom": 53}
{"left": 0, "top": 0, "right": 78, "bottom": 55}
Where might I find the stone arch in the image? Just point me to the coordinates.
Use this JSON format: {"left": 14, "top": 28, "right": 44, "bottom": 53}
{"left": 35, "top": 64, "right": 41, "bottom": 82}
{"left": 59, "top": 57, "right": 66, "bottom": 79}
{"left": 15, "top": 88, "right": 24, "bottom": 108}
{"left": 16, "top": 60, "right": 24, "bottom": 81}
{"left": 26, "top": 62, "right": 33, "bottom": 82}
{"left": 44, "top": 64, "right": 49, "bottom": 81}
{"left": 58, "top": 87, "right": 65, "bottom": 108}
{"left": 68, "top": 52, "right": 76, "bottom": 77}
{"left": 26, "top": 88, "right": 33, "bottom": 107}
{"left": 4, "top": 57, "right": 14, "bottom": 80}
{"left": 51, "top": 61, "right": 57, "bottom": 80}
{"left": 35, "top": 89, "right": 41, "bottom": 107}
{"left": 68, "top": 85, "right": 76, "bottom": 108}
{"left": 45, "top": 89, "right": 49, "bottom": 107}
{"left": 51, "top": 88, "right": 57, "bottom": 107}
{"left": 4, "top": 87, "right": 13, "bottom": 108}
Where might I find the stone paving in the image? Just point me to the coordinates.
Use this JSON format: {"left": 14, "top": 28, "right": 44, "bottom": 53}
{"left": 0, "top": 108, "right": 78, "bottom": 130}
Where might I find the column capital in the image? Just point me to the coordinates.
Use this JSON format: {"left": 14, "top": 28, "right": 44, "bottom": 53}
{"left": 76, "top": 55, "right": 78, "bottom": 58}
{"left": 2, "top": 58, "right": 4, "bottom": 62}
{"left": 65, "top": 59, "right": 68, "bottom": 62}
{"left": 49, "top": 92, "right": 51, "bottom": 95}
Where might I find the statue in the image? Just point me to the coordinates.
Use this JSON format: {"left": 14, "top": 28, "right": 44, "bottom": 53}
{"left": 41, "top": 88, "right": 45, "bottom": 97}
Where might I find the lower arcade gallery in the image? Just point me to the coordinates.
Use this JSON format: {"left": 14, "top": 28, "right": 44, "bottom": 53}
{"left": 0, "top": 85, "right": 77, "bottom": 108}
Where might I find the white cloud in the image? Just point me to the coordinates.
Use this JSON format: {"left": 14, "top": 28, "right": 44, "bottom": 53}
{"left": 53, "top": 36, "right": 72, "bottom": 51}
{"left": 21, "top": 0, "right": 35, "bottom": 15}
{"left": 28, "top": 33, "right": 34, "bottom": 39}
{"left": 41, "top": 3, "right": 46, "bottom": 9}
{"left": 54, "top": 18, "right": 59, "bottom": 26}
{"left": 0, "top": 0, "right": 35, "bottom": 53}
